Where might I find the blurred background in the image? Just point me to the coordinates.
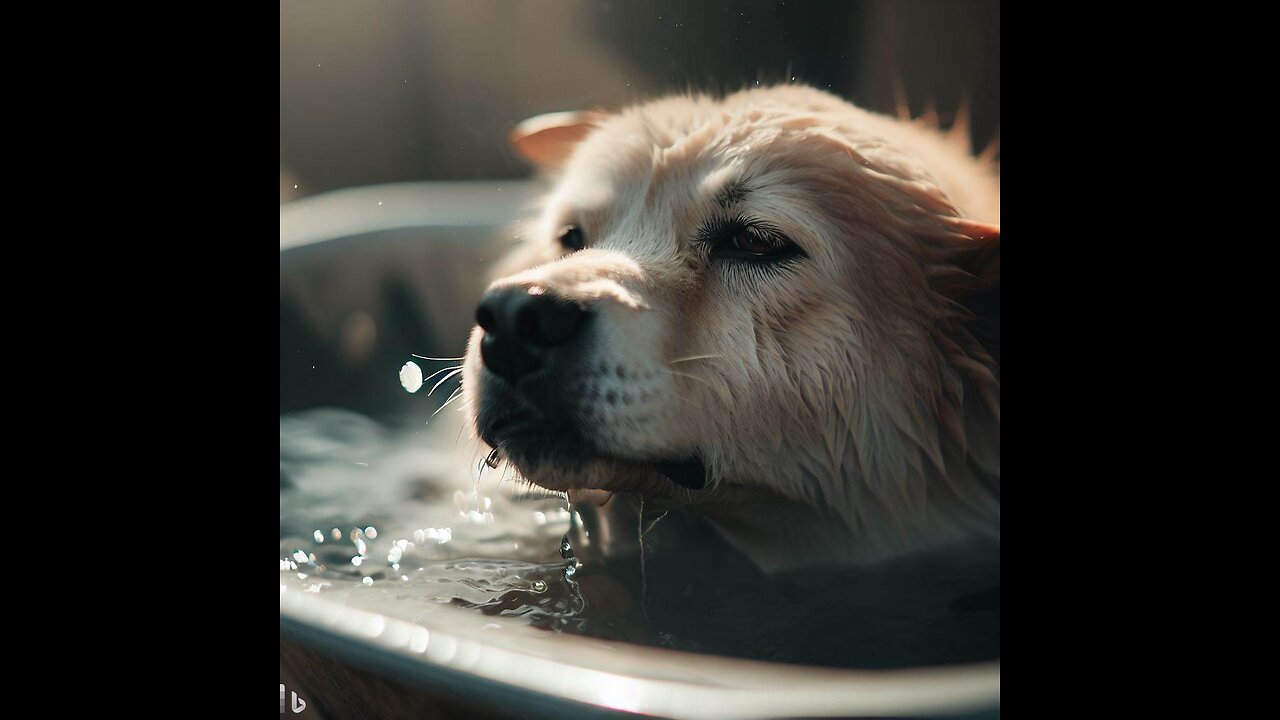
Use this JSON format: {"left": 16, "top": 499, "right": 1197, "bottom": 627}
{"left": 280, "top": 0, "right": 999, "bottom": 419}
{"left": 280, "top": 0, "right": 999, "bottom": 203}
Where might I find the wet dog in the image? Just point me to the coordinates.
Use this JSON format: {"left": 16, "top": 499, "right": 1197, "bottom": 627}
{"left": 462, "top": 85, "right": 999, "bottom": 570}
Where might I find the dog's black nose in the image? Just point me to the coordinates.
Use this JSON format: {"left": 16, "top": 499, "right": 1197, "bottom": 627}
{"left": 475, "top": 287, "right": 589, "bottom": 383}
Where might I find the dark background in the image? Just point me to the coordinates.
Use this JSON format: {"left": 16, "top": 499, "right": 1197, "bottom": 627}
{"left": 280, "top": 0, "right": 999, "bottom": 201}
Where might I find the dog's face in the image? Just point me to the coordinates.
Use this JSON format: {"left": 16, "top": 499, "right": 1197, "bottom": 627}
{"left": 462, "top": 86, "right": 999, "bottom": 559}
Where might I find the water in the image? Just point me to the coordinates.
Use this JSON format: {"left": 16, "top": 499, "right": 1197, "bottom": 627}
{"left": 280, "top": 408, "right": 999, "bottom": 669}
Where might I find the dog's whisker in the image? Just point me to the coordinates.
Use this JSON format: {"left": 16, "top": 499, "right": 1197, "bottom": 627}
{"left": 482, "top": 446, "right": 502, "bottom": 469}
{"left": 411, "top": 354, "right": 464, "bottom": 361}
{"left": 418, "top": 364, "right": 463, "bottom": 387}
{"left": 667, "top": 353, "right": 724, "bottom": 366}
{"left": 432, "top": 386, "right": 466, "bottom": 417}
{"left": 427, "top": 368, "right": 464, "bottom": 396}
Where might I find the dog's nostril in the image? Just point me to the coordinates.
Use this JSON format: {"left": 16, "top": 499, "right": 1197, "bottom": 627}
{"left": 475, "top": 286, "right": 590, "bottom": 384}
{"left": 475, "top": 304, "right": 498, "bottom": 334}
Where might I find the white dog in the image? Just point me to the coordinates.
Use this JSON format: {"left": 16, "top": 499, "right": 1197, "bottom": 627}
{"left": 461, "top": 85, "right": 999, "bottom": 571}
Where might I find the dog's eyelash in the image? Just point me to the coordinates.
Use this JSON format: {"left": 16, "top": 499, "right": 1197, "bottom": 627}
{"left": 694, "top": 213, "right": 805, "bottom": 267}
{"left": 719, "top": 252, "right": 805, "bottom": 291}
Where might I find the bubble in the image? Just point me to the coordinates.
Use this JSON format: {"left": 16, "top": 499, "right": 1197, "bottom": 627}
{"left": 292, "top": 550, "right": 309, "bottom": 563}
{"left": 352, "top": 556, "right": 364, "bottom": 567}
{"left": 313, "top": 530, "right": 324, "bottom": 543}
{"left": 531, "top": 580, "right": 547, "bottom": 592}
{"left": 362, "top": 577, "right": 373, "bottom": 586}
{"left": 365, "top": 526, "right": 378, "bottom": 539}
{"left": 331, "top": 528, "right": 342, "bottom": 540}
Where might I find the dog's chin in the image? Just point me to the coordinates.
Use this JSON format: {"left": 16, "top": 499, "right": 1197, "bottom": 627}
{"left": 477, "top": 417, "right": 705, "bottom": 500}
{"left": 500, "top": 439, "right": 706, "bottom": 499}
{"left": 474, "top": 368, "right": 707, "bottom": 499}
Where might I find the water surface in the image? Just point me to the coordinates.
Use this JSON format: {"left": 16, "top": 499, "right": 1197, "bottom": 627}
{"left": 280, "top": 408, "right": 999, "bottom": 669}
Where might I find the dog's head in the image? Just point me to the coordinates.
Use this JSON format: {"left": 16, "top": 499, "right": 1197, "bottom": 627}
{"left": 462, "top": 86, "right": 999, "bottom": 561}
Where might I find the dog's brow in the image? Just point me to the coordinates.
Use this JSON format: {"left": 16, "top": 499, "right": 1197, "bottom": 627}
{"left": 713, "top": 180, "right": 749, "bottom": 209}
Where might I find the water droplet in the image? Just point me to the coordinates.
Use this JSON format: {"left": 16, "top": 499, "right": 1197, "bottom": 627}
{"left": 362, "top": 576, "right": 373, "bottom": 586}
{"left": 531, "top": 580, "right": 547, "bottom": 592}
{"left": 365, "top": 526, "right": 378, "bottom": 539}
{"left": 313, "top": 530, "right": 324, "bottom": 543}
{"left": 564, "top": 562, "right": 577, "bottom": 578}
{"left": 400, "top": 362, "right": 424, "bottom": 393}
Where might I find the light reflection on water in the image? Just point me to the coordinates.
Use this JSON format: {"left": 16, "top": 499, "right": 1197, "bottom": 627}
{"left": 280, "top": 408, "right": 1001, "bottom": 669}
{"left": 281, "top": 409, "right": 594, "bottom": 633}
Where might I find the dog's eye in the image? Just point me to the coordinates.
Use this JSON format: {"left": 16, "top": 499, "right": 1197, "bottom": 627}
{"left": 699, "top": 216, "right": 803, "bottom": 264}
{"left": 729, "top": 228, "right": 777, "bottom": 256}
{"left": 558, "top": 224, "right": 586, "bottom": 251}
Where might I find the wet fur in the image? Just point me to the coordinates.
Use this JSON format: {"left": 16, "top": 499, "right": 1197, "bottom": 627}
{"left": 463, "top": 85, "right": 999, "bottom": 571}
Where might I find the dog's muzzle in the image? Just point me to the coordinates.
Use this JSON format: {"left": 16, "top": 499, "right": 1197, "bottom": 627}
{"left": 472, "top": 285, "right": 708, "bottom": 492}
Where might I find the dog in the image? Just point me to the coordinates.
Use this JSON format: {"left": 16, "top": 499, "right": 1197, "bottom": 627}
{"left": 461, "top": 85, "right": 999, "bottom": 571}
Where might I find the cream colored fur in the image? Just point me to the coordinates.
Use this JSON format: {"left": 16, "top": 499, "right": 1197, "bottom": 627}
{"left": 462, "top": 85, "right": 1000, "bottom": 571}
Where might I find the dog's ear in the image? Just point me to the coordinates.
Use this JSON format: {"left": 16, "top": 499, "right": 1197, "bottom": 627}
{"left": 509, "top": 110, "right": 607, "bottom": 170}
{"left": 939, "top": 217, "right": 1000, "bottom": 291}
